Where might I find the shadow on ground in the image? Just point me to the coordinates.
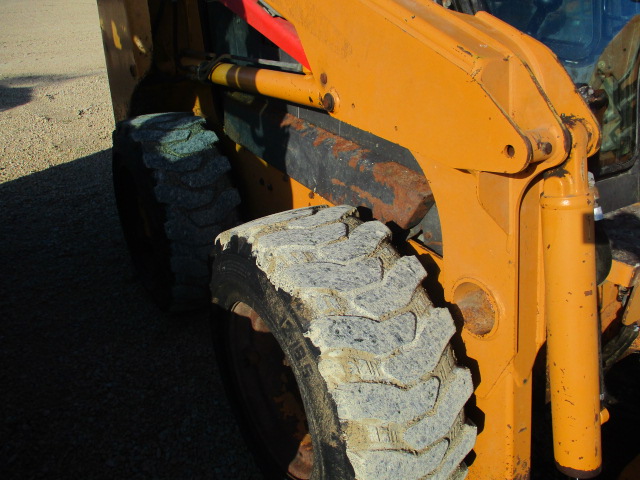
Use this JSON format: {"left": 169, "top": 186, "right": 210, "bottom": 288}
{"left": 0, "top": 84, "right": 32, "bottom": 112}
{"left": 0, "top": 151, "right": 261, "bottom": 479}
{"left": 0, "top": 74, "right": 105, "bottom": 112}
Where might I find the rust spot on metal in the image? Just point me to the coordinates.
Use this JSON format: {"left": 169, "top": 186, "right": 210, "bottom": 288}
{"left": 452, "top": 283, "right": 496, "bottom": 336}
{"left": 280, "top": 115, "right": 306, "bottom": 132}
{"left": 331, "top": 137, "right": 360, "bottom": 157}
{"left": 310, "top": 129, "right": 361, "bottom": 159}
{"left": 287, "top": 433, "right": 314, "bottom": 479}
{"left": 225, "top": 98, "right": 433, "bottom": 230}
{"left": 347, "top": 151, "right": 366, "bottom": 169}
{"left": 312, "top": 130, "right": 334, "bottom": 147}
{"left": 585, "top": 290, "right": 594, "bottom": 296}
{"left": 322, "top": 93, "right": 335, "bottom": 112}
{"left": 232, "top": 302, "right": 269, "bottom": 332}
{"left": 281, "top": 113, "right": 432, "bottom": 229}
{"left": 457, "top": 45, "right": 473, "bottom": 56}
{"left": 370, "top": 162, "right": 432, "bottom": 227}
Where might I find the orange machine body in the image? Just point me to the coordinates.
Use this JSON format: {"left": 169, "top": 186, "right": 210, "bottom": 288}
{"left": 97, "top": 0, "right": 640, "bottom": 478}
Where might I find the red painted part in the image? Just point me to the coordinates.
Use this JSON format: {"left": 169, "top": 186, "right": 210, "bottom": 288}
{"left": 218, "top": 0, "right": 310, "bottom": 69}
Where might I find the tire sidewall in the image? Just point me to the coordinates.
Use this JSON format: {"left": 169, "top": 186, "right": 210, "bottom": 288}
{"left": 211, "top": 250, "right": 355, "bottom": 480}
{"left": 112, "top": 137, "right": 173, "bottom": 309}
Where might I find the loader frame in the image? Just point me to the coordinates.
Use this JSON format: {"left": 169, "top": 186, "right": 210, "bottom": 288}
{"left": 98, "top": 0, "right": 640, "bottom": 478}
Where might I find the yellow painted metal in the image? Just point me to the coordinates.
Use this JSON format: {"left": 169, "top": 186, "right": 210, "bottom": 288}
{"left": 97, "top": 0, "right": 153, "bottom": 120}
{"left": 230, "top": 146, "right": 331, "bottom": 221}
{"left": 622, "top": 278, "right": 640, "bottom": 327}
{"left": 415, "top": 161, "right": 550, "bottom": 479}
{"left": 98, "top": 0, "right": 214, "bottom": 121}
{"left": 98, "top": 0, "right": 612, "bottom": 478}
{"left": 607, "top": 260, "right": 639, "bottom": 289}
{"left": 600, "top": 280, "right": 626, "bottom": 333}
{"left": 208, "top": 63, "right": 326, "bottom": 110}
{"left": 629, "top": 333, "right": 640, "bottom": 354}
{"left": 541, "top": 123, "right": 602, "bottom": 478}
{"left": 255, "top": 1, "right": 601, "bottom": 477}
{"left": 599, "top": 408, "right": 610, "bottom": 425}
{"left": 267, "top": 0, "right": 599, "bottom": 174}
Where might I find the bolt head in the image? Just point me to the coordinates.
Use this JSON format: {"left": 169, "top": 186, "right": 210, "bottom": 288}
{"left": 322, "top": 93, "right": 335, "bottom": 112}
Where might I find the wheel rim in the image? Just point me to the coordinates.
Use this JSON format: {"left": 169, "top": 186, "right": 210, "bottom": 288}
{"left": 227, "top": 302, "right": 314, "bottom": 479}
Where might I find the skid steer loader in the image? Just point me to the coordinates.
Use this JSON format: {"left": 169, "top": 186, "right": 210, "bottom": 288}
{"left": 97, "top": 0, "right": 640, "bottom": 478}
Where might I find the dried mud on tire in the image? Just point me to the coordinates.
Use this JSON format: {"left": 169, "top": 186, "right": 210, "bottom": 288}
{"left": 212, "top": 206, "right": 476, "bottom": 479}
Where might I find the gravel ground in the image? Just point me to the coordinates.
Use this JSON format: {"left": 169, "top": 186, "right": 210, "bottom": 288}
{"left": 0, "top": 1, "right": 638, "bottom": 480}
{"left": 0, "top": 1, "right": 260, "bottom": 478}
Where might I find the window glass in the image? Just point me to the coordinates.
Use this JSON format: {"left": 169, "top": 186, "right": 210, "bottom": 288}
{"left": 485, "top": 0, "right": 640, "bottom": 174}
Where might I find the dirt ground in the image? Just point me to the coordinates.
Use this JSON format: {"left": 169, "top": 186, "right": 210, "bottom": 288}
{"left": 0, "top": 1, "right": 638, "bottom": 480}
{"left": 0, "top": 1, "right": 260, "bottom": 478}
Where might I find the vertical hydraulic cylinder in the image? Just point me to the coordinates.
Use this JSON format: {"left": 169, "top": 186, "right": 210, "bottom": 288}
{"left": 541, "top": 123, "right": 602, "bottom": 478}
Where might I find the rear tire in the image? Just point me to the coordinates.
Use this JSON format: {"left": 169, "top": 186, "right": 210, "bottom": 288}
{"left": 112, "top": 112, "right": 240, "bottom": 312}
{"left": 211, "top": 205, "right": 476, "bottom": 479}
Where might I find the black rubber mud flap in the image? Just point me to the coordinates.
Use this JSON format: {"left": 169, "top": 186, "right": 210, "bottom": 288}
{"left": 210, "top": 205, "right": 476, "bottom": 480}
{"left": 112, "top": 112, "right": 240, "bottom": 313}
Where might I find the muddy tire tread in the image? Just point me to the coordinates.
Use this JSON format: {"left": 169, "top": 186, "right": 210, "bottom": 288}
{"left": 115, "top": 112, "right": 240, "bottom": 312}
{"left": 215, "top": 205, "right": 475, "bottom": 479}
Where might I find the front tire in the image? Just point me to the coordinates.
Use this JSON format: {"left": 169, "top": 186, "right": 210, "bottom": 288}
{"left": 211, "top": 205, "right": 476, "bottom": 479}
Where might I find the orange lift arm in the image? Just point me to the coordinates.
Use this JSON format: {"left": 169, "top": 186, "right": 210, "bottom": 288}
{"left": 201, "top": 1, "right": 603, "bottom": 477}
